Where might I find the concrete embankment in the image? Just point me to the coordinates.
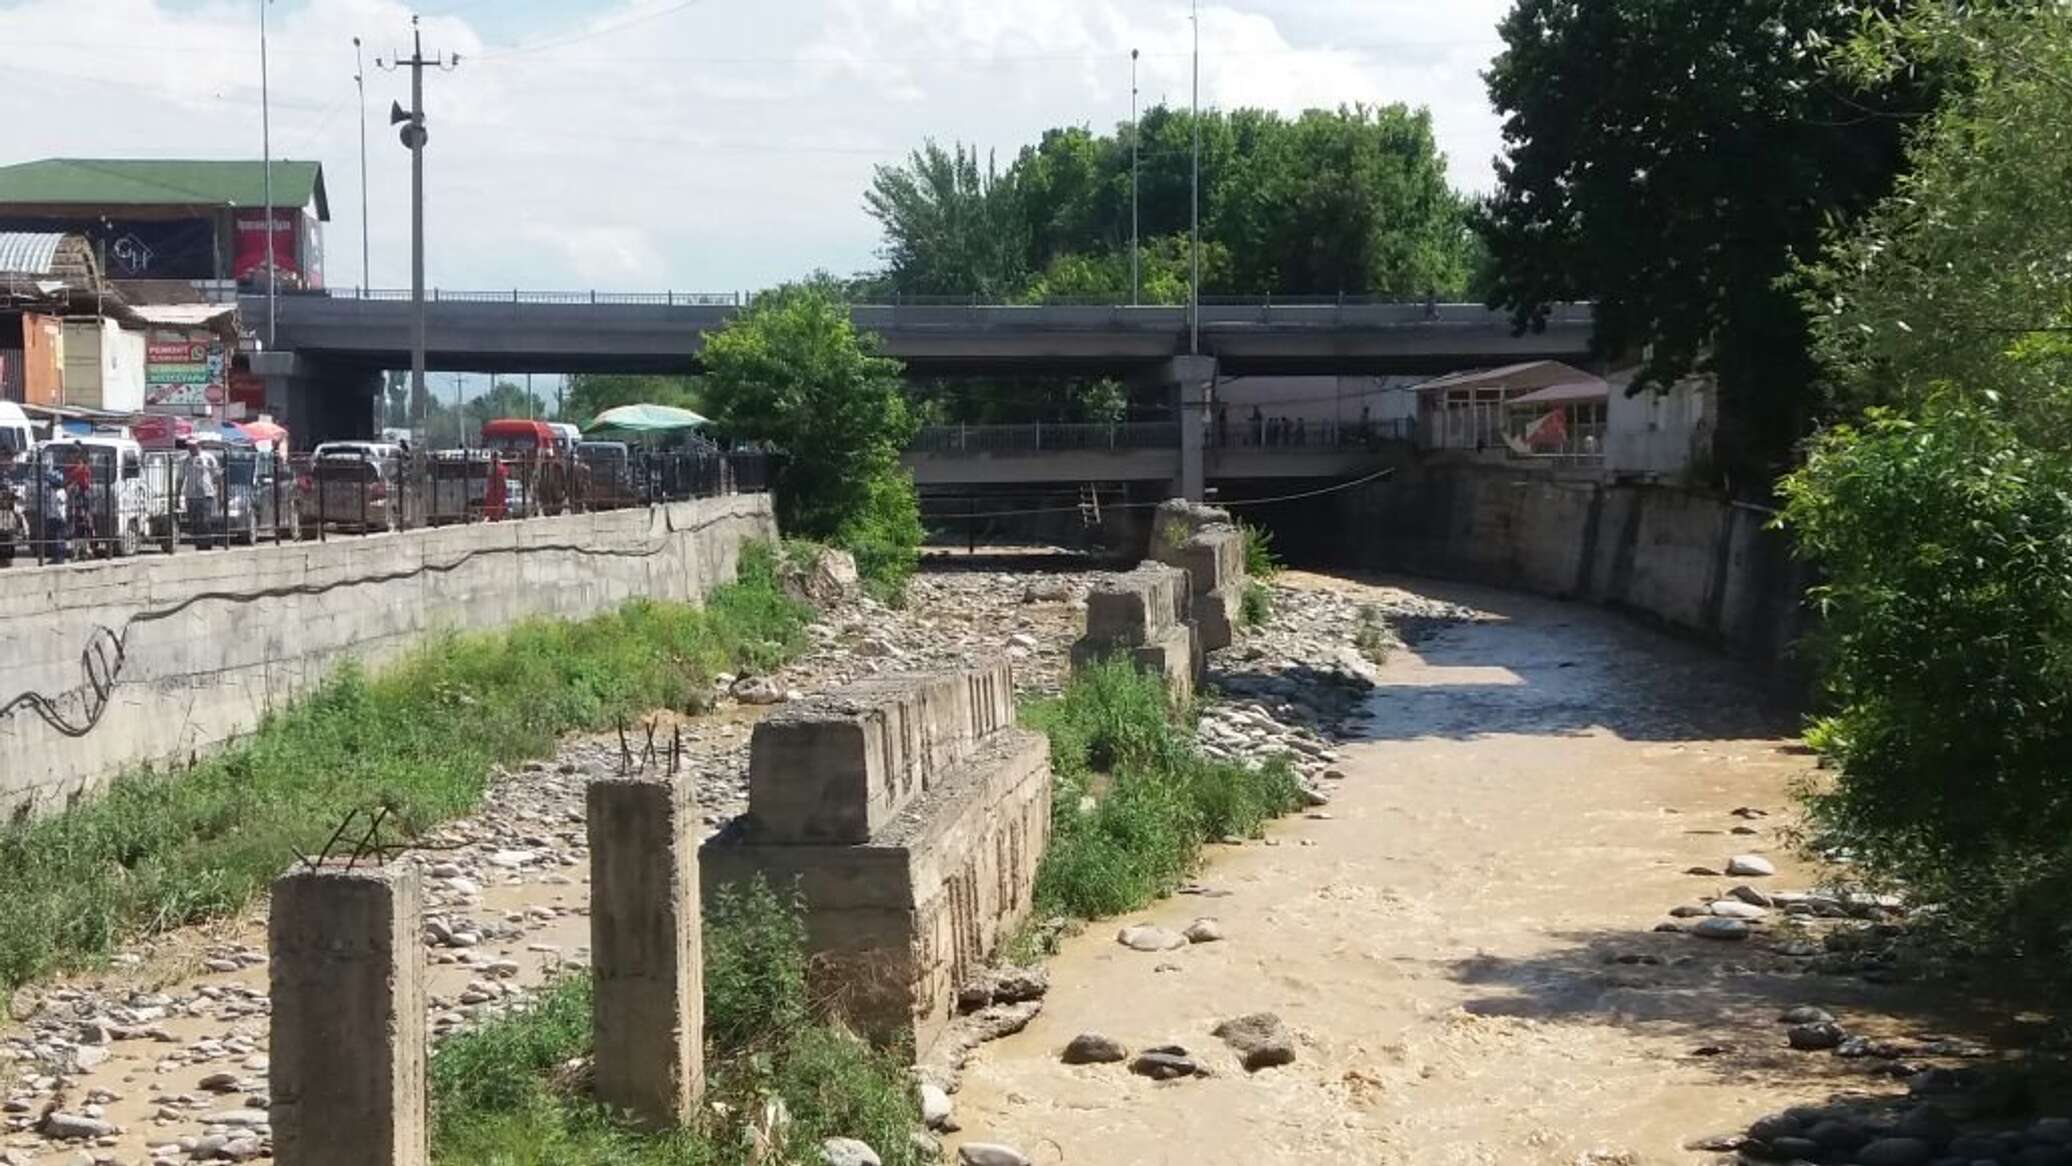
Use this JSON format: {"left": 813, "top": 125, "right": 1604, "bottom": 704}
{"left": 1257, "top": 462, "right": 1808, "bottom": 670}
{"left": 0, "top": 494, "right": 778, "bottom": 817}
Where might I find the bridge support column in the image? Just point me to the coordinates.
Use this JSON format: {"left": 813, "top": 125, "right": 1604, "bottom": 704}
{"left": 1162, "top": 355, "right": 1216, "bottom": 502}
{"left": 251, "top": 351, "right": 381, "bottom": 447}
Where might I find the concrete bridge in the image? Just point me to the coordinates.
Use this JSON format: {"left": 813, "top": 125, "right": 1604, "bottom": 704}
{"left": 244, "top": 291, "right": 1593, "bottom": 498}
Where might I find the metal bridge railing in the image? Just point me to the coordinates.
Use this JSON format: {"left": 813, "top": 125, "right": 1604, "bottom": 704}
{"left": 908, "top": 423, "right": 1182, "bottom": 454}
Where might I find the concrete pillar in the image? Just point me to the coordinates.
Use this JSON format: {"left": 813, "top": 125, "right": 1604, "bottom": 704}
{"left": 269, "top": 864, "right": 427, "bottom": 1166}
{"left": 587, "top": 773, "right": 703, "bottom": 1128}
{"left": 1164, "top": 355, "right": 1217, "bottom": 502}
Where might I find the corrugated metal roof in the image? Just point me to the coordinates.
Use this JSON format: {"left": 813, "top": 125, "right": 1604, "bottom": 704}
{"left": 1508, "top": 380, "right": 1610, "bottom": 406}
{"left": 0, "top": 159, "right": 329, "bottom": 219}
{"left": 0, "top": 231, "right": 65, "bottom": 275}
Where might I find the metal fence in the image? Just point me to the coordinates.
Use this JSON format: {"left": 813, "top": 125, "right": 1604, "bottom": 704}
{"left": 1211, "top": 415, "right": 1415, "bottom": 450}
{"left": 909, "top": 422, "right": 1182, "bottom": 454}
{"left": 0, "top": 447, "right": 771, "bottom": 569}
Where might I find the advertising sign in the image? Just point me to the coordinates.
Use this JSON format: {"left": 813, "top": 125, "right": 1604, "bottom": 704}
{"left": 232, "top": 209, "right": 304, "bottom": 285}
{"left": 0, "top": 216, "right": 218, "bottom": 280}
{"left": 145, "top": 330, "right": 225, "bottom": 416}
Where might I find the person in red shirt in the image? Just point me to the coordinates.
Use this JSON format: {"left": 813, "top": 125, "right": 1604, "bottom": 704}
{"left": 484, "top": 454, "right": 509, "bottom": 521}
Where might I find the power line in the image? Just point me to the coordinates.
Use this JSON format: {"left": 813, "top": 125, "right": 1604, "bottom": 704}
{"left": 475, "top": 0, "right": 711, "bottom": 61}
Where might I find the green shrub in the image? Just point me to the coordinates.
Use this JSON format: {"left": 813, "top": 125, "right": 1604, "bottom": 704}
{"left": 1238, "top": 520, "right": 1283, "bottom": 580}
{"left": 835, "top": 469, "right": 924, "bottom": 603}
{"left": 0, "top": 544, "right": 811, "bottom": 1002}
{"left": 1780, "top": 406, "right": 2072, "bottom": 974}
{"left": 430, "top": 882, "right": 919, "bottom": 1166}
{"left": 703, "top": 876, "right": 811, "bottom": 1053}
{"left": 1240, "top": 581, "right": 1273, "bottom": 628}
{"left": 1024, "top": 660, "right": 1303, "bottom": 919}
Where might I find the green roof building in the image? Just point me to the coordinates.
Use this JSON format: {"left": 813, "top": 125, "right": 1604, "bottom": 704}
{"left": 0, "top": 159, "right": 329, "bottom": 289}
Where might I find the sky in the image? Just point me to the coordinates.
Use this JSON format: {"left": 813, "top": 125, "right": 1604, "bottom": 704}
{"left": 0, "top": 0, "right": 1514, "bottom": 295}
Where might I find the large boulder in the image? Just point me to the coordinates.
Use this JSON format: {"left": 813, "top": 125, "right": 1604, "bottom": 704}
{"left": 782, "top": 546, "right": 860, "bottom": 606}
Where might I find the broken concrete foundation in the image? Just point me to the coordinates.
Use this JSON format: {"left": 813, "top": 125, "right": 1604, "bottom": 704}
{"left": 1151, "top": 498, "right": 1249, "bottom": 652}
{"left": 1070, "top": 562, "right": 1205, "bottom": 705}
{"left": 702, "top": 660, "right": 1050, "bottom": 1052}
{"left": 588, "top": 772, "right": 703, "bottom": 1128}
{"left": 269, "top": 864, "right": 427, "bottom": 1166}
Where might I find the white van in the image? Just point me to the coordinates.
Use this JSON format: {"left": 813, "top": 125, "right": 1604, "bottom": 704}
{"left": 40, "top": 434, "right": 150, "bottom": 557}
{"left": 0, "top": 402, "right": 30, "bottom": 565}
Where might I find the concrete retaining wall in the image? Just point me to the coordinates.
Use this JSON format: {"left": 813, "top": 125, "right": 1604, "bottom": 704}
{"left": 702, "top": 660, "right": 1050, "bottom": 1053}
{"left": 0, "top": 494, "right": 779, "bottom": 817}
{"left": 1335, "top": 463, "right": 1806, "bottom": 667}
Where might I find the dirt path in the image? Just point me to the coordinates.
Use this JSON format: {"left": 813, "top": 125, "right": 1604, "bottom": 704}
{"left": 946, "top": 574, "right": 2001, "bottom": 1166}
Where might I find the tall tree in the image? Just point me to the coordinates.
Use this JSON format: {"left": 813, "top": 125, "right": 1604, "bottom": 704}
{"left": 562, "top": 374, "right": 703, "bottom": 427}
{"left": 700, "top": 286, "right": 922, "bottom": 594}
{"left": 1480, "top": 0, "right": 1930, "bottom": 488}
{"left": 463, "top": 380, "right": 549, "bottom": 427}
{"left": 863, "top": 142, "right": 1028, "bottom": 299}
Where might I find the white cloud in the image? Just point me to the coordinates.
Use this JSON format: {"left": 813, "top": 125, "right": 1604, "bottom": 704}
{"left": 0, "top": 0, "right": 1512, "bottom": 293}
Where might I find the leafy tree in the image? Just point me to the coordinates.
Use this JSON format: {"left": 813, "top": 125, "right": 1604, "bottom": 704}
{"left": 869, "top": 104, "right": 1476, "bottom": 304}
{"left": 1219, "top": 105, "right": 1475, "bottom": 297}
{"left": 462, "top": 380, "right": 548, "bottom": 428}
{"left": 700, "top": 286, "right": 922, "bottom": 596}
{"left": 1480, "top": 0, "right": 1932, "bottom": 489}
{"left": 1016, "top": 234, "right": 1231, "bottom": 306}
{"left": 863, "top": 141, "right": 1027, "bottom": 299}
{"left": 562, "top": 373, "right": 704, "bottom": 427}
{"left": 1780, "top": 4, "right": 2072, "bottom": 977}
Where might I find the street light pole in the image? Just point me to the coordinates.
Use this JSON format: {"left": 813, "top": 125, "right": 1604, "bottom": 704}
{"left": 260, "top": 0, "right": 275, "bottom": 347}
{"left": 1189, "top": 0, "right": 1201, "bottom": 356}
{"left": 1130, "top": 48, "right": 1140, "bottom": 307}
{"left": 353, "top": 36, "right": 370, "bottom": 293}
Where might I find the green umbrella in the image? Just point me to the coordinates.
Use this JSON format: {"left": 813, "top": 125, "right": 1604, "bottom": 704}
{"left": 584, "top": 403, "right": 711, "bottom": 434}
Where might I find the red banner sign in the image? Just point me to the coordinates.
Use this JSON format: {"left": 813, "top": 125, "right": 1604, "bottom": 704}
{"left": 232, "top": 209, "right": 304, "bottom": 283}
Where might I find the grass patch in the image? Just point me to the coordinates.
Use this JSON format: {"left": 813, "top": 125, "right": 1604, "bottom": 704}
{"left": 1239, "top": 580, "right": 1273, "bottom": 628}
{"left": 1238, "top": 520, "right": 1283, "bottom": 580}
{"left": 1353, "top": 603, "right": 1392, "bottom": 664}
{"left": 431, "top": 878, "right": 919, "bottom": 1166}
{"left": 0, "top": 544, "right": 812, "bottom": 1002}
{"left": 1021, "top": 659, "right": 1302, "bottom": 921}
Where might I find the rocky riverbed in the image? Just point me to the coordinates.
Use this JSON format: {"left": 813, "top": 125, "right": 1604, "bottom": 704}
{"left": 4, "top": 562, "right": 2057, "bottom": 1166}
{"left": 0, "top": 555, "right": 1402, "bottom": 1165}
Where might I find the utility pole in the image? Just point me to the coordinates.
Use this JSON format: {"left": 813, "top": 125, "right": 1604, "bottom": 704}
{"left": 1130, "top": 48, "right": 1141, "bottom": 307}
{"left": 1189, "top": 0, "right": 1201, "bottom": 356}
{"left": 379, "top": 17, "right": 459, "bottom": 436}
{"left": 353, "top": 36, "right": 370, "bottom": 293}
{"left": 260, "top": 0, "right": 275, "bottom": 347}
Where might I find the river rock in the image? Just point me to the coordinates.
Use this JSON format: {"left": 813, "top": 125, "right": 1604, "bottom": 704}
{"left": 1727, "top": 884, "right": 1772, "bottom": 907}
{"left": 1213, "top": 1012, "right": 1296, "bottom": 1071}
{"left": 1787, "top": 1021, "right": 1845, "bottom": 1051}
{"left": 1779, "top": 1005, "right": 1834, "bottom": 1025}
{"left": 1691, "top": 917, "right": 1751, "bottom": 940}
{"left": 1117, "top": 924, "right": 1186, "bottom": 952}
{"left": 1183, "top": 918, "right": 1226, "bottom": 944}
{"left": 1061, "top": 1032, "right": 1127, "bottom": 1064}
{"left": 820, "top": 1136, "right": 882, "bottom": 1166}
{"left": 916, "top": 1082, "right": 953, "bottom": 1130}
{"left": 1725, "top": 854, "right": 1776, "bottom": 877}
{"left": 1853, "top": 1137, "right": 1932, "bottom": 1166}
{"left": 40, "top": 1112, "right": 116, "bottom": 1140}
{"left": 1708, "top": 899, "right": 1767, "bottom": 920}
{"left": 731, "top": 676, "right": 787, "bottom": 705}
{"left": 1129, "top": 1046, "right": 1200, "bottom": 1080}
{"left": 957, "top": 1144, "right": 1033, "bottom": 1166}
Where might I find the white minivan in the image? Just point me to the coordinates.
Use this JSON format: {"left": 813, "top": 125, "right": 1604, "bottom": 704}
{"left": 41, "top": 434, "right": 151, "bottom": 558}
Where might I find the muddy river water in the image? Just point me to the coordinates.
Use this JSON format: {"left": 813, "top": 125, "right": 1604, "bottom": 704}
{"left": 946, "top": 573, "right": 1998, "bottom": 1165}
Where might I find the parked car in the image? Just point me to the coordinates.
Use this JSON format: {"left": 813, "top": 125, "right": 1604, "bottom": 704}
{"left": 206, "top": 445, "right": 299, "bottom": 545}
{"left": 40, "top": 435, "right": 149, "bottom": 558}
{"left": 426, "top": 449, "right": 506, "bottom": 525}
{"left": 0, "top": 402, "right": 30, "bottom": 566}
{"left": 310, "top": 441, "right": 410, "bottom": 533}
{"left": 576, "top": 441, "right": 636, "bottom": 509}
